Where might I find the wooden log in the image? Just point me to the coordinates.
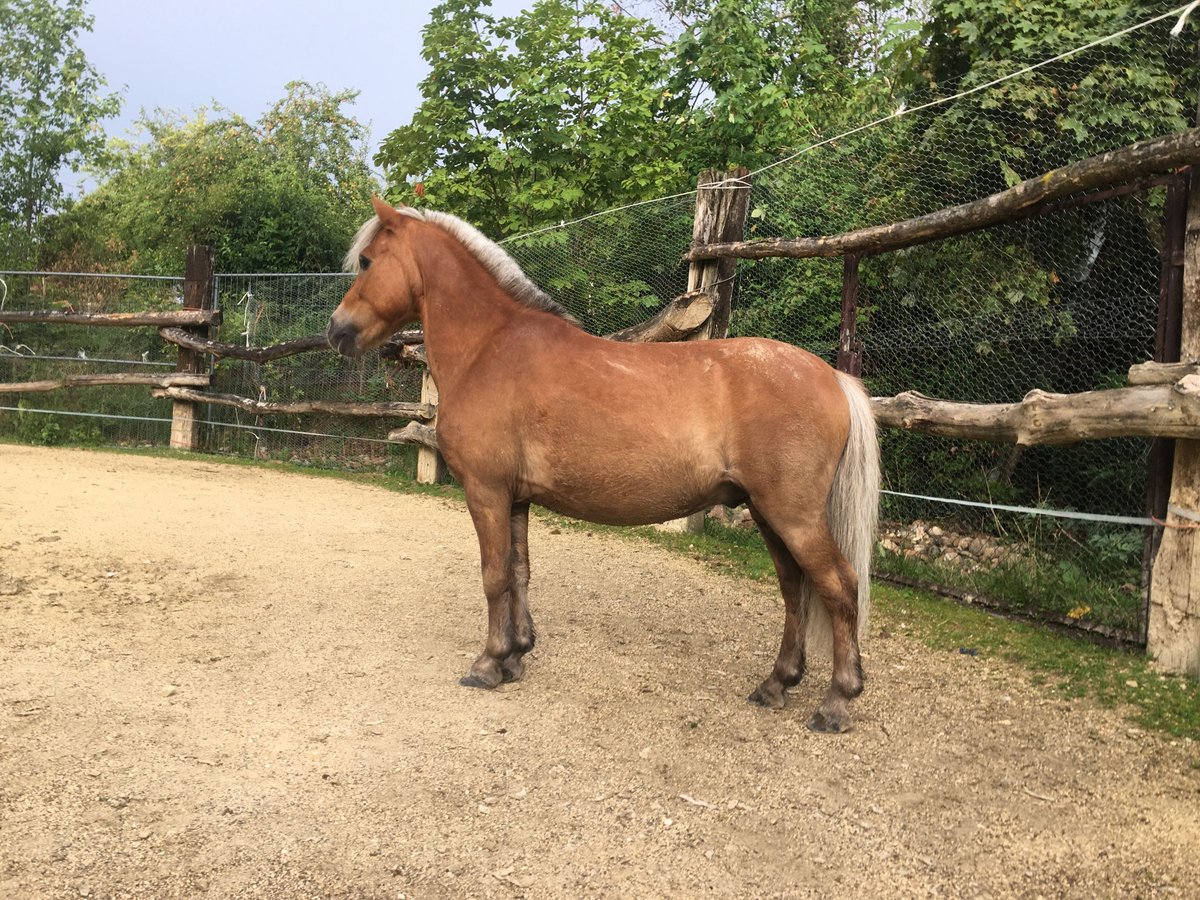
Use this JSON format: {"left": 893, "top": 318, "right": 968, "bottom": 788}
{"left": 686, "top": 168, "right": 751, "bottom": 339}
{"left": 378, "top": 331, "right": 426, "bottom": 357}
{"left": 159, "top": 328, "right": 330, "bottom": 362}
{"left": 688, "top": 128, "right": 1200, "bottom": 261}
{"left": 605, "top": 291, "right": 714, "bottom": 343}
{"left": 1127, "top": 360, "right": 1200, "bottom": 385}
{"left": 415, "top": 370, "right": 445, "bottom": 483}
{"left": 0, "top": 308, "right": 220, "bottom": 328}
{"left": 662, "top": 168, "right": 750, "bottom": 535}
{"left": 171, "top": 245, "right": 215, "bottom": 450}
{"left": 155, "top": 386, "right": 435, "bottom": 420}
{"left": 161, "top": 327, "right": 426, "bottom": 363}
{"left": 388, "top": 421, "right": 439, "bottom": 451}
{"left": 399, "top": 343, "right": 428, "bottom": 365}
{"left": 0, "top": 373, "right": 210, "bottom": 394}
{"left": 871, "top": 381, "right": 1200, "bottom": 445}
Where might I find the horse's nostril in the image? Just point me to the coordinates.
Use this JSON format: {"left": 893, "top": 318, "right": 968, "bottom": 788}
{"left": 327, "top": 320, "right": 359, "bottom": 357}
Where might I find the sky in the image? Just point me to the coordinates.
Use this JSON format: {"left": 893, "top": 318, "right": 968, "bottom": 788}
{"left": 75, "top": 0, "right": 533, "bottom": 190}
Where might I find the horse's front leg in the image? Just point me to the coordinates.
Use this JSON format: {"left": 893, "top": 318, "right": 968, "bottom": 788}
{"left": 501, "top": 503, "right": 535, "bottom": 683}
{"left": 460, "top": 489, "right": 515, "bottom": 690}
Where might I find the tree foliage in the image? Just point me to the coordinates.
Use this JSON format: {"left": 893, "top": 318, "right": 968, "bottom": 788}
{"left": 379, "top": 0, "right": 923, "bottom": 235}
{"left": 45, "top": 81, "right": 379, "bottom": 273}
{"left": 0, "top": 0, "right": 120, "bottom": 265}
{"left": 376, "top": 0, "right": 690, "bottom": 236}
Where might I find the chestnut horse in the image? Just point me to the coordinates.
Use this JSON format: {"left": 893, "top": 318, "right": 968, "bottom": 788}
{"left": 328, "top": 197, "right": 879, "bottom": 732}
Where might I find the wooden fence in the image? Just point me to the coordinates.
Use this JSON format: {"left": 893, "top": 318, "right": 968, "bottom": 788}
{"left": 2, "top": 128, "right": 1199, "bottom": 674}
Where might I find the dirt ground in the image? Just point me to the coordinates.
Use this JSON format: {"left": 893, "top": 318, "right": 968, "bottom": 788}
{"left": 1, "top": 445, "right": 1198, "bottom": 899}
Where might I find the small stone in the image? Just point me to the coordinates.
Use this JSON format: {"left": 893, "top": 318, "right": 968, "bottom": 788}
{"left": 1125, "top": 680, "right": 1138, "bottom": 688}
{"left": 163, "top": 685, "right": 178, "bottom": 697}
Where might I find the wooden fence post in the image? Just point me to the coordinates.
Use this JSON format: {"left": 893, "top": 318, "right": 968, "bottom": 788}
{"left": 170, "top": 245, "right": 214, "bottom": 450}
{"left": 836, "top": 253, "right": 863, "bottom": 376}
{"left": 662, "top": 167, "right": 751, "bottom": 533}
{"left": 415, "top": 368, "right": 445, "bottom": 484}
{"left": 1149, "top": 164, "right": 1200, "bottom": 676}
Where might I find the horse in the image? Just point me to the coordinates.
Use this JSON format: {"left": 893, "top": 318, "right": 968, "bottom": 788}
{"left": 327, "top": 196, "right": 880, "bottom": 733}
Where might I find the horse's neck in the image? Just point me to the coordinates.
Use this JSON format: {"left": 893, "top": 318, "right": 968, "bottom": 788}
{"left": 419, "top": 258, "right": 523, "bottom": 395}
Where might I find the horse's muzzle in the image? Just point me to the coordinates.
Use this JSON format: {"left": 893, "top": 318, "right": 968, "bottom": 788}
{"left": 326, "top": 316, "right": 362, "bottom": 358}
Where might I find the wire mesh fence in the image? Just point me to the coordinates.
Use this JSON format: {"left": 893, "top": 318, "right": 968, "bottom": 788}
{"left": 0, "top": 272, "right": 182, "bottom": 447}
{"left": 1, "top": 8, "right": 1194, "bottom": 641}
{"left": 203, "top": 273, "right": 422, "bottom": 472}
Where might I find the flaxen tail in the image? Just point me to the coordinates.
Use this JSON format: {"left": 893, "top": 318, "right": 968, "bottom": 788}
{"left": 803, "top": 372, "right": 880, "bottom": 656}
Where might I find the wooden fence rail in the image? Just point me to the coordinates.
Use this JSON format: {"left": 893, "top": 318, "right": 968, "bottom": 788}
{"left": 0, "top": 373, "right": 210, "bottom": 394}
{"left": 0, "top": 309, "right": 220, "bottom": 327}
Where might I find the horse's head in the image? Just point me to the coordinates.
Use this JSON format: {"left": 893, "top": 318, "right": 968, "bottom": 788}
{"left": 327, "top": 196, "right": 425, "bottom": 358}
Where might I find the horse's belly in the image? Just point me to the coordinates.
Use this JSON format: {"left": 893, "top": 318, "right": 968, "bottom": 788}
{"left": 524, "top": 459, "right": 744, "bottom": 527}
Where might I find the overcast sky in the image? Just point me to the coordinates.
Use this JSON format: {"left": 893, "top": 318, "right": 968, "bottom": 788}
{"left": 76, "top": 0, "right": 533, "bottom": 190}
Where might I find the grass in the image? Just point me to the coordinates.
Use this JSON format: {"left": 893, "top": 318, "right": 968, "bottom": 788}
{"left": 7, "top": 438, "right": 1199, "bottom": 742}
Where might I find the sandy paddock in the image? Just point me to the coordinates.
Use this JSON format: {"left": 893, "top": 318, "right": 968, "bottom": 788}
{"left": 1, "top": 445, "right": 1198, "bottom": 898}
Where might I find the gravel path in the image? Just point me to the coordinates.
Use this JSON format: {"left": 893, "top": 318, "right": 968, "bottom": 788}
{"left": 2, "top": 445, "right": 1198, "bottom": 899}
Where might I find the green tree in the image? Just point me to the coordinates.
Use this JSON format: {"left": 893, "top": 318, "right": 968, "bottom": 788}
{"left": 0, "top": 0, "right": 120, "bottom": 265}
{"left": 667, "top": 0, "right": 923, "bottom": 169}
{"left": 915, "top": 0, "right": 1195, "bottom": 197}
{"left": 46, "top": 81, "right": 378, "bottom": 273}
{"left": 376, "top": 0, "right": 691, "bottom": 236}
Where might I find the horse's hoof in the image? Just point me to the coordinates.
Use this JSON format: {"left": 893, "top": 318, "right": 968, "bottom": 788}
{"left": 501, "top": 654, "right": 525, "bottom": 683}
{"left": 459, "top": 673, "right": 499, "bottom": 690}
{"left": 806, "top": 710, "right": 851, "bottom": 734}
{"left": 747, "top": 685, "right": 785, "bottom": 709}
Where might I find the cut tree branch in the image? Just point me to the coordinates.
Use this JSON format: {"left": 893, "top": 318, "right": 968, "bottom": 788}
{"left": 605, "top": 290, "right": 714, "bottom": 342}
{"left": 1127, "top": 360, "right": 1200, "bottom": 385}
{"left": 0, "top": 309, "right": 221, "bottom": 328}
{"left": 388, "top": 421, "right": 439, "bottom": 450}
{"left": 0, "top": 373, "right": 211, "bottom": 394}
{"left": 159, "top": 328, "right": 329, "bottom": 362}
{"left": 872, "top": 379, "right": 1200, "bottom": 445}
{"left": 161, "top": 327, "right": 426, "bottom": 363}
{"left": 688, "top": 128, "right": 1200, "bottom": 261}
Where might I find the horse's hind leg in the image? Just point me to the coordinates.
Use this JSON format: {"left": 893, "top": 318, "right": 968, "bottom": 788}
{"left": 746, "top": 507, "right": 808, "bottom": 709}
{"left": 757, "top": 515, "right": 863, "bottom": 732}
{"left": 501, "top": 503, "right": 535, "bottom": 683}
{"left": 793, "top": 528, "right": 863, "bottom": 732}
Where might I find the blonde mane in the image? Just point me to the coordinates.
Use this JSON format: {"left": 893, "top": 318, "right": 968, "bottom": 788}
{"left": 344, "top": 208, "right": 578, "bottom": 325}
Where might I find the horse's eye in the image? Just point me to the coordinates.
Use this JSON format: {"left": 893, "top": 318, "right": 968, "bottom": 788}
{"left": 359, "top": 255, "right": 371, "bottom": 271}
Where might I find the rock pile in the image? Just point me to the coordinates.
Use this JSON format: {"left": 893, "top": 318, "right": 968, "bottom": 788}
{"left": 879, "top": 520, "right": 1011, "bottom": 572}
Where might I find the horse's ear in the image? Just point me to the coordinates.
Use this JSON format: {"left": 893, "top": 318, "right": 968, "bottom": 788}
{"left": 372, "top": 195, "right": 405, "bottom": 229}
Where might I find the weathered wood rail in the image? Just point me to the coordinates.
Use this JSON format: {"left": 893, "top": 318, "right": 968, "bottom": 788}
{"left": 0, "top": 309, "right": 220, "bottom": 327}
{"left": 871, "top": 379, "right": 1200, "bottom": 445}
{"left": 0, "top": 373, "right": 210, "bottom": 394}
